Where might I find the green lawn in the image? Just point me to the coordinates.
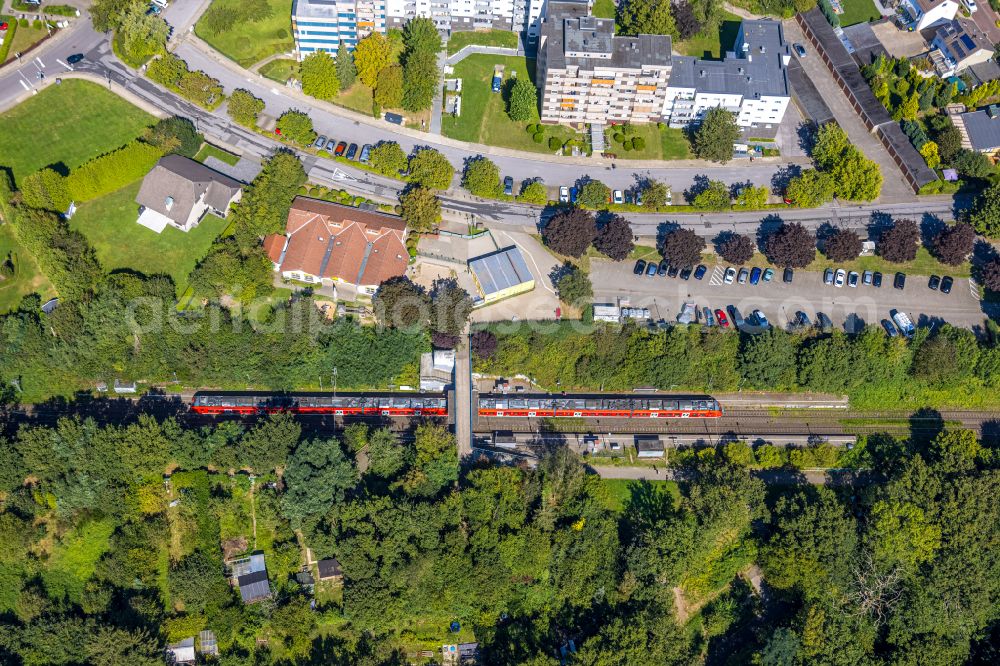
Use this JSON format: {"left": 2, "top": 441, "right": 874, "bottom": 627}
{"left": 195, "top": 0, "right": 294, "bottom": 68}
{"left": 259, "top": 57, "right": 299, "bottom": 83}
{"left": 333, "top": 82, "right": 376, "bottom": 115}
{"left": 600, "top": 478, "right": 680, "bottom": 512}
{"left": 446, "top": 29, "right": 518, "bottom": 55}
{"left": 604, "top": 123, "right": 692, "bottom": 160}
{"left": 41, "top": 518, "right": 116, "bottom": 604}
{"left": 592, "top": 0, "right": 616, "bottom": 18}
{"left": 442, "top": 54, "right": 583, "bottom": 153}
{"left": 0, "top": 224, "right": 55, "bottom": 313}
{"left": 7, "top": 20, "right": 47, "bottom": 59}
{"left": 708, "top": 248, "right": 971, "bottom": 279}
{"left": 838, "top": 0, "right": 881, "bottom": 27}
{"left": 0, "top": 79, "right": 154, "bottom": 183}
{"left": 68, "top": 181, "right": 230, "bottom": 295}
{"left": 676, "top": 11, "right": 743, "bottom": 59}
{"left": 195, "top": 143, "right": 241, "bottom": 166}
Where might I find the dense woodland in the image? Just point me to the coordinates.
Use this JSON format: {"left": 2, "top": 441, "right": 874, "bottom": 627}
{"left": 473, "top": 319, "right": 1000, "bottom": 409}
{"left": 0, "top": 412, "right": 999, "bottom": 664}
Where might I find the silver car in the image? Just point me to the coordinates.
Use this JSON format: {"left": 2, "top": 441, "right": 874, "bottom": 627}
{"left": 724, "top": 267, "right": 737, "bottom": 284}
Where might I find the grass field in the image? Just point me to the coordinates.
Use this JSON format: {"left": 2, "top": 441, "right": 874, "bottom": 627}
{"left": 195, "top": 143, "right": 241, "bottom": 166}
{"left": 69, "top": 180, "right": 230, "bottom": 295}
{"left": 838, "top": 0, "right": 881, "bottom": 26}
{"left": 442, "top": 54, "right": 583, "bottom": 153}
{"left": 195, "top": 0, "right": 294, "bottom": 68}
{"left": 604, "top": 123, "right": 692, "bottom": 160}
{"left": 0, "top": 224, "right": 56, "bottom": 313}
{"left": 259, "top": 57, "right": 299, "bottom": 83}
{"left": 41, "top": 518, "right": 116, "bottom": 604}
{"left": 601, "top": 478, "right": 680, "bottom": 512}
{"left": 707, "top": 247, "right": 971, "bottom": 279}
{"left": 676, "top": 12, "right": 743, "bottom": 59}
{"left": 592, "top": 0, "right": 616, "bottom": 18}
{"left": 0, "top": 79, "right": 154, "bottom": 183}
{"left": 446, "top": 29, "right": 518, "bottom": 55}
{"left": 6, "top": 20, "right": 47, "bottom": 60}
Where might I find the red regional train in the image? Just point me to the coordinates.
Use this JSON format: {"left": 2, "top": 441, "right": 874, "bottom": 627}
{"left": 191, "top": 392, "right": 449, "bottom": 416}
{"left": 477, "top": 394, "right": 723, "bottom": 418}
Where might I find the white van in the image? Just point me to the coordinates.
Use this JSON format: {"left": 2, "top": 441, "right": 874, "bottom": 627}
{"left": 963, "top": 0, "right": 978, "bottom": 13}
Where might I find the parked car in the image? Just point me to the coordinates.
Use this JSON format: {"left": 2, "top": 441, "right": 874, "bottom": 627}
{"left": 816, "top": 312, "right": 834, "bottom": 331}
{"left": 834, "top": 269, "right": 846, "bottom": 287}
{"left": 667, "top": 264, "right": 679, "bottom": 278}
{"left": 749, "top": 267, "right": 762, "bottom": 285}
{"left": 963, "top": 0, "right": 978, "bottom": 13}
{"left": 727, "top": 305, "right": 744, "bottom": 327}
{"left": 848, "top": 271, "right": 859, "bottom": 288}
{"left": 346, "top": 143, "right": 358, "bottom": 160}
{"left": 724, "top": 267, "right": 737, "bottom": 284}
{"left": 634, "top": 190, "right": 643, "bottom": 207}
{"left": 335, "top": 141, "right": 347, "bottom": 156}
{"left": 824, "top": 268, "right": 834, "bottom": 285}
{"left": 385, "top": 112, "right": 404, "bottom": 124}
{"left": 894, "top": 272, "right": 906, "bottom": 289}
{"left": 325, "top": 139, "right": 336, "bottom": 152}
{"left": 634, "top": 260, "right": 646, "bottom": 275}
{"left": 795, "top": 311, "right": 811, "bottom": 328}
{"left": 762, "top": 268, "right": 774, "bottom": 282}
{"left": 679, "top": 266, "right": 692, "bottom": 280}
{"left": 67, "top": 53, "right": 85, "bottom": 65}
{"left": 928, "top": 275, "right": 941, "bottom": 290}
{"left": 751, "top": 310, "right": 769, "bottom": 327}
{"left": 359, "top": 144, "right": 372, "bottom": 163}
{"left": 862, "top": 270, "right": 873, "bottom": 286}
{"left": 693, "top": 264, "right": 707, "bottom": 280}
{"left": 793, "top": 42, "right": 807, "bottom": 57}
{"left": 315, "top": 135, "right": 327, "bottom": 148}
{"left": 613, "top": 189, "right": 624, "bottom": 204}
{"left": 646, "top": 261, "right": 658, "bottom": 277}
{"left": 882, "top": 319, "right": 898, "bottom": 337}
{"left": 569, "top": 187, "right": 578, "bottom": 204}
{"left": 657, "top": 260, "right": 669, "bottom": 277}
{"left": 715, "top": 309, "right": 730, "bottom": 328}
{"left": 737, "top": 267, "right": 749, "bottom": 284}
{"left": 941, "top": 276, "right": 953, "bottom": 294}
{"left": 503, "top": 176, "right": 514, "bottom": 196}
{"left": 703, "top": 307, "right": 715, "bottom": 326}
{"left": 873, "top": 271, "right": 882, "bottom": 288}
{"left": 559, "top": 186, "right": 569, "bottom": 203}
{"left": 783, "top": 267, "right": 794, "bottom": 283}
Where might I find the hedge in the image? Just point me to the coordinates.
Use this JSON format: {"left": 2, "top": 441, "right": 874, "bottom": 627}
{"left": 67, "top": 140, "right": 165, "bottom": 201}
{"left": 0, "top": 16, "right": 17, "bottom": 66}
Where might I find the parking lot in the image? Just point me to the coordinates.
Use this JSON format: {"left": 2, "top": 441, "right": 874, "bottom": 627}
{"left": 589, "top": 258, "right": 988, "bottom": 333}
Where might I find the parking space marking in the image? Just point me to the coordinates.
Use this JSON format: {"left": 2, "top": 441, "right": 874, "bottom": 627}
{"left": 709, "top": 266, "right": 725, "bottom": 286}
{"left": 969, "top": 278, "right": 980, "bottom": 300}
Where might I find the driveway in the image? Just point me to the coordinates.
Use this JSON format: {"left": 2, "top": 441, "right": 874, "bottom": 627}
{"left": 589, "top": 258, "right": 987, "bottom": 332}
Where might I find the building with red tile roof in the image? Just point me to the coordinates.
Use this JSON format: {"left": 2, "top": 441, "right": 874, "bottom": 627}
{"left": 265, "top": 197, "right": 409, "bottom": 295}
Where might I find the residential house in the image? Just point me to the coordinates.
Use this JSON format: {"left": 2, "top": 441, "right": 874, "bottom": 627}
{"left": 663, "top": 20, "right": 792, "bottom": 136}
{"left": 386, "top": 0, "right": 546, "bottom": 39}
{"left": 959, "top": 106, "right": 1000, "bottom": 152}
{"left": 901, "top": 0, "right": 959, "bottom": 31}
{"left": 135, "top": 155, "right": 242, "bottom": 233}
{"left": 317, "top": 557, "right": 343, "bottom": 582}
{"left": 929, "top": 18, "right": 995, "bottom": 77}
{"left": 468, "top": 245, "right": 535, "bottom": 304}
{"left": 265, "top": 197, "right": 409, "bottom": 297}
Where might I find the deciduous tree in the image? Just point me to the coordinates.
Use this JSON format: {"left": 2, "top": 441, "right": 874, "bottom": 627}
{"left": 594, "top": 214, "right": 634, "bottom": 261}
{"left": 673, "top": 0, "right": 702, "bottom": 38}
{"left": 640, "top": 180, "right": 670, "bottom": 208}
{"left": 375, "top": 64, "right": 403, "bottom": 109}
{"left": 430, "top": 277, "right": 473, "bottom": 337}
{"left": 969, "top": 182, "right": 1000, "bottom": 238}
{"left": 823, "top": 228, "right": 863, "bottom": 262}
{"left": 276, "top": 109, "right": 317, "bottom": 146}
{"left": 735, "top": 184, "right": 768, "bottom": 209}
{"left": 932, "top": 222, "right": 975, "bottom": 265}
{"left": 785, "top": 169, "right": 835, "bottom": 207}
{"left": 373, "top": 275, "right": 430, "bottom": 329}
{"left": 694, "top": 106, "right": 740, "bottom": 163}
{"left": 877, "top": 218, "right": 920, "bottom": 262}
{"left": 556, "top": 265, "right": 593, "bottom": 307}
{"left": 462, "top": 156, "right": 502, "bottom": 197}
{"left": 717, "top": 232, "right": 755, "bottom": 264}
{"left": 577, "top": 179, "right": 611, "bottom": 209}
{"left": 282, "top": 437, "right": 356, "bottom": 527}
{"left": 764, "top": 222, "right": 816, "bottom": 268}
{"left": 507, "top": 77, "right": 538, "bottom": 121}
{"left": 984, "top": 258, "right": 1000, "bottom": 291}
{"left": 402, "top": 49, "right": 439, "bottom": 112}
{"left": 660, "top": 228, "right": 706, "bottom": 268}
{"left": 354, "top": 32, "right": 390, "bottom": 88}
{"left": 226, "top": 88, "right": 264, "bottom": 127}
{"left": 692, "top": 180, "right": 730, "bottom": 210}
{"left": 369, "top": 141, "right": 408, "bottom": 177}
{"left": 617, "top": 0, "right": 677, "bottom": 36}
{"left": 543, "top": 207, "right": 597, "bottom": 257}
{"left": 408, "top": 148, "right": 454, "bottom": 189}
{"left": 517, "top": 179, "right": 548, "bottom": 205}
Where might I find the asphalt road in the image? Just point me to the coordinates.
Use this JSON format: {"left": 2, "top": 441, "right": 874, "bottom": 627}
{"left": 590, "top": 258, "right": 990, "bottom": 331}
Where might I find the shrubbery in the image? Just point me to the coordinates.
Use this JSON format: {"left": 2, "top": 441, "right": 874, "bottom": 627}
{"left": 147, "top": 54, "right": 224, "bottom": 109}
{"left": 66, "top": 140, "right": 165, "bottom": 201}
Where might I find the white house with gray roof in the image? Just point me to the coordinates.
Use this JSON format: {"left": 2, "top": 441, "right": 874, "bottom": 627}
{"left": 662, "top": 20, "right": 792, "bottom": 134}
{"left": 959, "top": 106, "right": 1000, "bottom": 153}
{"left": 134, "top": 155, "right": 242, "bottom": 234}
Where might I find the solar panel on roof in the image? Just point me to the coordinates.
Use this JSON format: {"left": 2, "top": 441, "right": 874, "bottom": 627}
{"left": 961, "top": 34, "right": 976, "bottom": 51}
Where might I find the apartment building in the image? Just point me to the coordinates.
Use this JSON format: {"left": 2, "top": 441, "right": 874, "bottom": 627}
{"left": 292, "top": 0, "right": 386, "bottom": 57}
{"left": 536, "top": 0, "right": 674, "bottom": 125}
{"left": 663, "top": 20, "right": 791, "bottom": 135}
{"left": 384, "top": 0, "right": 544, "bottom": 38}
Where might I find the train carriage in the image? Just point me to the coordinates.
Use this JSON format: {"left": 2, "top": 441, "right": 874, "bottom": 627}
{"left": 191, "top": 392, "right": 448, "bottom": 416}
{"left": 478, "top": 394, "right": 722, "bottom": 419}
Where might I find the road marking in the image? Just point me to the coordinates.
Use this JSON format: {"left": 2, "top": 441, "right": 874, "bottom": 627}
{"left": 709, "top": 266, "right": 725, "bottom": 286}
{"left": 496, "top": 230, "right": 556, "bottom": 294}
{"left": 18, "top": 80, "right": 29, "bottom": 91}
{"left": 56, "top": 59, "right": 72, "bottom": 71}
{"left": 969, "top": 278, "right": 980, "bottom": 300}
{"left": 35, "top": 57, "right": 44, "bottom": 68}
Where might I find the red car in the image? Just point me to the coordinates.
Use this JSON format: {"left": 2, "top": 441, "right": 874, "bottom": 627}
{"left": 335, "top": 141, "right": 347, "bottom": 156}
{"left": 715, "top": 309, "right": 729, "bottom": 328}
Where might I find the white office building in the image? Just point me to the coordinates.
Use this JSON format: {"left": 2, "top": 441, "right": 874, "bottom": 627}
{"left": 292, "top": 0, "right": 386, "bottom": 57}
{"left": 662, "top": 20, "right": 791, "bottom": 135}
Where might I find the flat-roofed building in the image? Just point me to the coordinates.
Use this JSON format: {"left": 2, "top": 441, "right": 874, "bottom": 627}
{"left": 293, "top": 0, "right": 386, "bottom": 57}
